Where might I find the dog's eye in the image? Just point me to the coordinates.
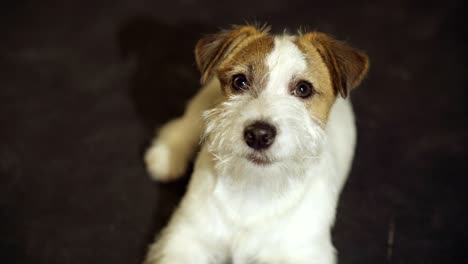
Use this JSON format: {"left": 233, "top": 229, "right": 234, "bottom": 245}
{"left": 232, "top": 74, "right": 249, "bottom": 91}
{"left": 293, "top": 81, "right": 314, "bottom": 98}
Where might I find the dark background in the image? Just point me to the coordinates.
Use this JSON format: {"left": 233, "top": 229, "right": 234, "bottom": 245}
{"left": 0, "top": 0, "right": 466, "bottom": 263}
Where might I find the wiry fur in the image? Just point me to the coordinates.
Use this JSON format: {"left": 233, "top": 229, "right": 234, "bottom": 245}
{"left": 143, "top": 25, "right": 368, "bottom": 264}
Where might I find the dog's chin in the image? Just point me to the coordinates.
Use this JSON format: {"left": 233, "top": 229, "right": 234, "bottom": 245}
{"left": 246, "top": 153, "right": 274, "bottom": 166}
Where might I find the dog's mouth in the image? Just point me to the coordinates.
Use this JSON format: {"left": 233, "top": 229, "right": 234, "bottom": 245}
{"left": 246, "top": 153, "right": 273, "bottom": 166}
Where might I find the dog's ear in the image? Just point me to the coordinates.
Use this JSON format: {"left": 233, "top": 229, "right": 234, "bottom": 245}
{"left": 195, "top": 26, "right": 261, "bottom": 84}
{"left": 302, "top": 32, "right": 369, "bottom": 98}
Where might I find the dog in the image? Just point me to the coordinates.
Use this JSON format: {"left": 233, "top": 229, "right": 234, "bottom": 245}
{"left": 143, "top": 25, "right": 369, "bottom": 264}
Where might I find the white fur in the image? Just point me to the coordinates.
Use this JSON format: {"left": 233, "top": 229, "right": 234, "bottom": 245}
{"left": 144, "top": 36, "right": 357, "bottom": 264}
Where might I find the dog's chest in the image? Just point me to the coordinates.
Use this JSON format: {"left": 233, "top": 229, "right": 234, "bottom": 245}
{"left": 185, "top": 146, "right": 340, "bottom": 262}
{"left": 203, "top": 198, "right": 333, "bottom": 264}
{"left": 201, "top": 172, "right": 335, "bottom": 246}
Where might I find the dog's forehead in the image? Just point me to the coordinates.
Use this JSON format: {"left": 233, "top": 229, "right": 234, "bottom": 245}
{"left": 219, "top": 35, "right": 274, "bottom": 76}
{"left": 217, "top": 32, "right": 334, "bottom": 105}
{"left": 225, "top": 35, "right": 307, "bottom": 71}
{"left": 264, "top": 36, "right": 308, "bottom": 94}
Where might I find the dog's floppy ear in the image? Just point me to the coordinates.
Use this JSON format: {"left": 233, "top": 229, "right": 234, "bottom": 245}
{"left": 302, "top": 32, "right": 369, "bottom": 98}
{"left": 195, "top": 26, "right": 260, "bottom": 84}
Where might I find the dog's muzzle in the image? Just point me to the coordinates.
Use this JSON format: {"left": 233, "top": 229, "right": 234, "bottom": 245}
{"left": 243, "top": 121, "right": 276, "bottom": 150}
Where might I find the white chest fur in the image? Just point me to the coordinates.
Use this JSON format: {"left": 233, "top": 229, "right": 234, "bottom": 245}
{"left": 145, "top": 98, "right": 356, "bottom": 264}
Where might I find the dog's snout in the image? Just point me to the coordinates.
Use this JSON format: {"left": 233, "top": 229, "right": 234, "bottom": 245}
{"left": 244, "top": 122, "right": 276, "bottom": 150}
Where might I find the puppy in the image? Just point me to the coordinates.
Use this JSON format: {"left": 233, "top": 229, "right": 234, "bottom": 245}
{"left": 143, "top": 25, "right": 369, "bottom": 264}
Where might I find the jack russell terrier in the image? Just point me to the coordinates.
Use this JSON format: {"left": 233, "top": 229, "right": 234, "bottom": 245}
{"left": 143, "top": 25, "right": 369, "bottom": 264}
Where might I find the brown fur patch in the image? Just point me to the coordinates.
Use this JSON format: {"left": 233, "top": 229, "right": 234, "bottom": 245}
{"left": 294, "top": 36, "right": 337, "bottom": 125}
{"left": 195, "top": 26, "right": 269, "bottom": 85}
{"left": 300, "top": 32, "right": 369, "bottom": 98}
{"left": 217, "top": 35, "right": 274, "bottom": 96}
{"left": 295, "top": 33, "right": 369, "bottom": 125}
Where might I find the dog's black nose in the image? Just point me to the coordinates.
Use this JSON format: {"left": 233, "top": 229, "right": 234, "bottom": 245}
{"left": 244, "top": 122, "right": 276, "bottom": 150}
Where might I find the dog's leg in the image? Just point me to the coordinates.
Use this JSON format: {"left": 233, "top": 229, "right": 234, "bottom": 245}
{"left": 144, "top": 79, "right": 221, "bottom": 181}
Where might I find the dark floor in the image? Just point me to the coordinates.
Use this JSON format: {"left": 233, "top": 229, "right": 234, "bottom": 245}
{"left": 0, "top": 0, "right": 467, "bottom": 263}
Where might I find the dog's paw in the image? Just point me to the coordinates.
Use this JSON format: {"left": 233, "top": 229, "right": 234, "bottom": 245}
{"left": 144, "top": 141, "right": 187, "bottom": 182}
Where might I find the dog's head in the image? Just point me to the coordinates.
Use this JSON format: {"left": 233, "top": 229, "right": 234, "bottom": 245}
{"left": 197, "top": 25, "right": 368, "bottom": 175}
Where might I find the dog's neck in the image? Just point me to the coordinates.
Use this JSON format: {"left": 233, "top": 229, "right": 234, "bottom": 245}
{"left": 207, "top": 147, "right": 331, "bottom": 226}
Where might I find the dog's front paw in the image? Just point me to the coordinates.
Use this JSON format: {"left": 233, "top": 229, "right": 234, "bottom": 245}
{"left": 144, "top": 141, "right": 187, "bottom": 182}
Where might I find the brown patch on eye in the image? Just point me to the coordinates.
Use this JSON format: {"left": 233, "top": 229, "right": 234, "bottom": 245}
{"left": 217, "top": 35, "right": 274, "bottom": 97}
{"left": 303, "top": 32, "right": 369, "bottom": 98}
{"left": 294, "top": 37, "right": 337, "bottom": 126}
{"left": 294, "top": 32, "right": 369, "bottom": 126}
{"left": 195, "top": 26, "right": 263, "bottom": 84}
